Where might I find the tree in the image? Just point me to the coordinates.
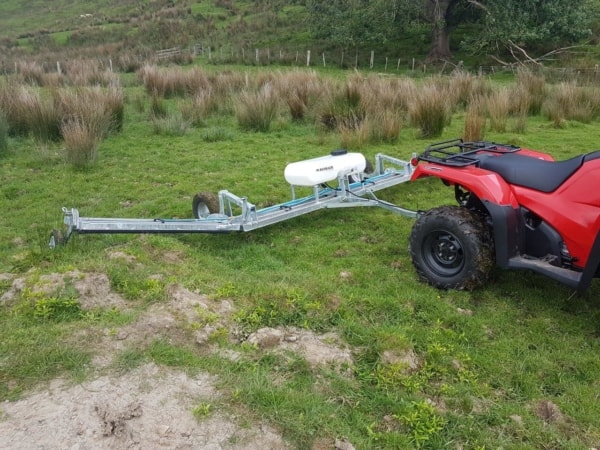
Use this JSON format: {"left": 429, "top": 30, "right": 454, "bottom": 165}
{"left": 307, "top": 0, "right": 420, "bottom": 49}
{"left": 308, "top": 0, "right": 593, "bottom": 62}
{"left": 424, "top": 0, "right": 593, "bottom": 62}
{"left": 463, "top": 0, "right": 593, "bottom": 62}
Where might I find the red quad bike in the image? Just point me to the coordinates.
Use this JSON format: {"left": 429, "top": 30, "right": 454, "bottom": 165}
{"left": 408, "top": 139, "right": 600, "bottom": 293}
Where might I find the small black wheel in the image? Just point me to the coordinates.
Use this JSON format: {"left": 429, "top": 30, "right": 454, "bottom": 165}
{"left": 49, "top": 229, "right": 65, "bottom": 249}
{"left": 192, "top": 192, "right": 219, "bottom": 219}
{"left": 409, "top": 206, "right": 494, "bottom": 290}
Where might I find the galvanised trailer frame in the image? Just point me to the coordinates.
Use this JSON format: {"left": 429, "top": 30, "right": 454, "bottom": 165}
{"left": 51, "top": 152, "right": 417, "bottom": 248}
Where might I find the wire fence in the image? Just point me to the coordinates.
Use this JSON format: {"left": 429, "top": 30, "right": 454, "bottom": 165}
{"left": 3, "top": 43, "right": 600, "bottom": 85}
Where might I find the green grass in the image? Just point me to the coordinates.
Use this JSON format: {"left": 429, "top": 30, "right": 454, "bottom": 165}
{"left": 2, "top": 67, "right": 600, "bottom": 449}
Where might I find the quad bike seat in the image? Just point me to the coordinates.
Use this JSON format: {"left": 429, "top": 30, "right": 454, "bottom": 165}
{"left": 474, "top": 150, "right": 600, "bottom": 193}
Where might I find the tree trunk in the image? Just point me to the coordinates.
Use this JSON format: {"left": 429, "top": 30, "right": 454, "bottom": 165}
{"left": 425, "top": 0, "right": 455, "bottom": 62}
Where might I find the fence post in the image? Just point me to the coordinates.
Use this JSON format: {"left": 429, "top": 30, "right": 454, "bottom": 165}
{"left": 397, "top": 58, "right": 401, "bottom": 71}
{"left": 256, "top": 48, "right": 259, "bottom": 64}
{"left": 307, "top": 50, "right": 311, "bottom": 67}
{"left": 341, "top": 51, "right": 344, "bottom": 67}
{"left": 322, "top": 53, "right": 326, "bottom": 67}
{"left": 370, "top": 51, "right": 374, "bottom": 69}
{"left": 385, "top": 57, "right": 388, "bottom": 71}
{"left": 57, "top": 61, "right": 61, "bottom": 75}
{"left": 412, "top": 58, "right": 415, "bottom": 71}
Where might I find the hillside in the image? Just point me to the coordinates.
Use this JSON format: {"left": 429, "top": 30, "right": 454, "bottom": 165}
{"left": 0, "top": 1, "right": 313, "bottom": 62}
{"left": 2, "top": 0, "right": 600, "bottom": 71}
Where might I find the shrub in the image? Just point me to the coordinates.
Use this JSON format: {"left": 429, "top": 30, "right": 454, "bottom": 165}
{"left": 235, "top": 84, "right": 279, "bottom": 132}
{"left": 409, "top": 85, "right": 450, "bottom": 138}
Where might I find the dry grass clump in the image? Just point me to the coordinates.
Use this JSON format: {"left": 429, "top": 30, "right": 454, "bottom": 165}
{"left": 463, "top": 96, "right": 486, "bottom": 142}
{"left": 0, "top": 84, "right": 61, "bottom": 141}
{"left": 318, "top": 79, "right": 364, "bottom": 132}
{"left": 14, "top": 61, "right": 47, "bottom": 86}
{"left": 542, "top": 82, "right": 600, "bottom": 127}
{"left": 62, "top": 59, "right": 117, "bottom": 86}
{"left": 235, "top": 84, "right": 279, "bottom": 132}
{"left": 409, "top": 84, "right": 451, "bottom": 138}
{"left": 13, "top": 59, "right": 118, "bottom": 87}
{"left": 0, "top": 108, "right": 8, "bottom": 153}
{"left": 55, "top": 85, "right": 124, "bottom": 135}
{"left": 516, "top": 69, "right": 545, "bottom": 115}
{"left": 446, "top": 70, "right": 490, "bottom": 108}
{"left": 179, "top": 89, "right": 216, "bottom": 127}
{"left": 151, "top": 112, "right": 190, "bottom": 136}
{"left": 138, "top": 64, "right": 211, "bottom": 98}
{"left": 61, "top": 116, "right": 104, "bottom": 167}
{"left": 275, "top": 70, "right": 323, "bottom": 121}
{"left": 486, "top": 88, "right": 511, "bottom": 132}
{"left": 56, "top": 86, "right": 122, "bottom": 166}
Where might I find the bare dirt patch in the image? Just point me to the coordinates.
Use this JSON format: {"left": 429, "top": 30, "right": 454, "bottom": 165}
{"left": 1, "top": 270, "right": 358, "bottom": 449}
{"left": 0, "top": 363, "right": 287, "bottom": 449}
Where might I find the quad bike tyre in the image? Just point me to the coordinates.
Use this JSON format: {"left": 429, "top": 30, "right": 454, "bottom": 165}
{"left": 409, "top": 206, "right": 494, "bottom": 290}
{"left": 192, "top": 192, "right": 220, "bottom": 219}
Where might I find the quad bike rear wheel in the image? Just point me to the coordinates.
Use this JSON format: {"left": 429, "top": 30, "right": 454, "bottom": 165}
{"left": 409, "top": 206, "right": 494, "bottom": 290}
{"left": 192, "top": 192, "right": 220, "bottom": 219}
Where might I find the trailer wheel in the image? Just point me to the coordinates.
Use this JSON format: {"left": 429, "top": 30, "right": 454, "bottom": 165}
{"left": 192, "top": 192, "right": 220, "bottom": 219}
{"left": 48, "top": 229, "right": 65, "bottom": 249}
{"left": 409, "top": 206, "right": 494, "bottom": 290}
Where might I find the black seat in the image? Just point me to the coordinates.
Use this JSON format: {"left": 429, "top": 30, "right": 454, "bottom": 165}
{"left": 474, "top": 152, "right": 585, "bottom": 193}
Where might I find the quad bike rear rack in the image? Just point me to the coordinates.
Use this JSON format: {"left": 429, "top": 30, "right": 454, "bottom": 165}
{"left": 51, "top": 152, "right": 418, "bottom": 247}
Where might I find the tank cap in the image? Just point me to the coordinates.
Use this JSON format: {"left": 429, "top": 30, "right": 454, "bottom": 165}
{"left": 330, "top": 149, "right": 348, "bottom": 156}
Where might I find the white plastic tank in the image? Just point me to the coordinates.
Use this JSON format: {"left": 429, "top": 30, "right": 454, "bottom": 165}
{"left": 284, "top": 150, "right": 366, "bottom": 186}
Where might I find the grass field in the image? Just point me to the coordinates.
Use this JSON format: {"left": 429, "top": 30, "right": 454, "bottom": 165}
{"left": 2, "top": 64, "right": 600, "bottom": 448}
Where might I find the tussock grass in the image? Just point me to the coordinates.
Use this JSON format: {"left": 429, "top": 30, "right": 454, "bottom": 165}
{"left": 463, "top": 96, "right": 486, "bottom": 141}
{"left": 138, "top": 64, "right": 211, "bottom": 98}
{"left": 487, "top": 87, "right": 511, "bottom": 133}
{"left": 0, "top": 108, "right": 8, "bottom": 154}
{"left": 179, "top": 89, "right": 216, "bottom": 127}
{"left": 235, "top": 84, "right": 279, "bottom": 132}
{"left": 61, "top": 117, "right": 102, "bottom": 167}
{"left": 409, "top": 84, "right": 451, "bottom": 138}
{"left": 275, "top": 70, "right": 323, "bottom": 121}
{"left": 516, "top": 69, "right": 546, "bottom": 115}
{"left": 542, "top": 82, "right": 600, "bottom": 127}
{"left": 2, "top": 85, "right": 62, "bottom": 141}
{"left": 151, "top": 112, "right": 190, "bottom": 136}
